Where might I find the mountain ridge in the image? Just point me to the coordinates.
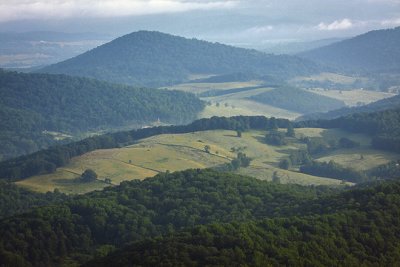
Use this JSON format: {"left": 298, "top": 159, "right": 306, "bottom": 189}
{"left": 39, "top": 30, "right": 322, "bottom": 87}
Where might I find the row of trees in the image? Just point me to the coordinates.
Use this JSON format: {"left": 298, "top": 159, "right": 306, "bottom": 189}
{"left": 0, "top": 116, "right": 291, "bottom": 180}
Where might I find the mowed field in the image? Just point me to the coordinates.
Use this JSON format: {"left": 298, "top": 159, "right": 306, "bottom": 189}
{"left": 17, "top": 128, "right": 398, "bottom": 194}
{"left": 166, "top": 81, "right": 302, "bottom": 119}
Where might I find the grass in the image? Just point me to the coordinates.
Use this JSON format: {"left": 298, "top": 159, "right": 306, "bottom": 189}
{"left": 296, "top": 128, "right": 398, "bottom": 171}
{"left": 18, "top": 129, "right": 368, "bottom": 194}
{"left": 164, "top": 81, "right": 264, "bottom": 94}
{"left": 291, "top": 72, "right": 368, "bottom": 85}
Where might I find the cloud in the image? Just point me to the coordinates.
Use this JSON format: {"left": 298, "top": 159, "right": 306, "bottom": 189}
{"left": 381, "top": 18, "right": 400, "bottom": 26}
{"left": 317, "top": 18, "right": 353, "bottom": 31}
{"left": 0, "top": 0, "right": 239, "bottom": 22}
{"left": 245, "top": 25, "right": 274, "bottom": 34}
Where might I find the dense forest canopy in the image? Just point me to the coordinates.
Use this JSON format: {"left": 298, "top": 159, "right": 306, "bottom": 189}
{"left": 0, "top": 169, "right": 336, "bottom": 266}
{"left": 39, "top": 31, "right": 321, "bottom": 87}
{"left": 85, "top": 180, "right": 400, "bottom": 267}
{"left": 0, "top": 69, "right": 204, "bottom": 160}
{"left": 1, "top": 168, "right": 400, "bottom": 266}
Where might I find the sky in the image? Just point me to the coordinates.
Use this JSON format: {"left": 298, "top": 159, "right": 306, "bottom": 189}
{"left": 1, "top": 0, "right": 400, "bottom": 47}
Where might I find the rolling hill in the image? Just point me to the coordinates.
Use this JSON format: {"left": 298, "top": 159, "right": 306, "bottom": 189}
{"left": 39, "top": 31, "right": 321, "bottom": 87}
{"left": 298, "top": 93, "right": 400, "bottom": 121}
{"left": 0, "top": 69, "right": 204, "bottom": 160}
{"left": 249, "top": 86, "right": 346, "bottom": 114}
{"left": 299, "top": 27, "right": 400, "bottom": 73}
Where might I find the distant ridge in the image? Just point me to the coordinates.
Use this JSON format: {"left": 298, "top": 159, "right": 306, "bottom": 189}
{"left": 299, "top": 27, "right": 400, "bottom": 73}
{"left": 39, "top": 31, "right": 321, "bottom": 87}
{"left": 298, "top": 93, "right": 400, "bottom": 121}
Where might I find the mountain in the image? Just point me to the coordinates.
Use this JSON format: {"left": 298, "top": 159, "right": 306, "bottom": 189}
{"left": 39, "top": 31, "right": 321, "bottom": 87}
{"left": 0, "top": 69, "right": 204, "bottom": 160}
{"left": 299, "top": 27, "right": 400, "bottom": 73}
{"left": 298, "top": 93, "right": 400, "bottom": 121}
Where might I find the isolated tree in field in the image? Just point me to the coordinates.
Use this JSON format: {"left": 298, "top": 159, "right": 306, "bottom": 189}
{"left": 286, "top": 124, "right": 295, "bottom": 137}
{"left": 81, "top": 169, "right": 97, "bottom": 182}
{"left": 236, "top": 130, "right": 242, "bottom": 138}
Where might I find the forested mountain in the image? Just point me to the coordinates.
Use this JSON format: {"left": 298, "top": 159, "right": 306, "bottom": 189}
{"left": 39, "top": 31, "right": 321, "bottom": 87}
{"left": 298, "top": 93, "right": 400, "bottom": 121}
{"left": 299, "top": 27, "right": 400, "bottom": 73}
{"left": 0, "top": 169, "right": 335, "bottom": 266}
{"left": 249, "top": 86, "right": 345, "bottom": 113}
{"left": 1, "top": 168, "right": 400, "bottom": 266}
{"left": 84, "top": 179, "right": 400, "bottom": 267}
{"left": 0, "top": 69, "right": 204, "bottom": 160}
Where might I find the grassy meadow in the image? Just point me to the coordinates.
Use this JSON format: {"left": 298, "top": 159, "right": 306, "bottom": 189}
{"left": 18, "top": 127, "right": 399, "bottom": 193}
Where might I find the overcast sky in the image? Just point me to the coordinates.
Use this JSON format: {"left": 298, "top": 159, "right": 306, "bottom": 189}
{"left": 1, "top": 0, "right": 399, "bottom": 46}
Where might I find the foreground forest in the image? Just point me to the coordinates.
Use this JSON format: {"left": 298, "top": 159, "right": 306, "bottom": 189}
{"left": 1, "top": 168, "right": 400, "bottom": 266}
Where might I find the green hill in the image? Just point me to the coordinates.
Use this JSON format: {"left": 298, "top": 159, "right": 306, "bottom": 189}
{"left": 299, "top": 27, "right": 400, "bottom": 73}
{"left": 84, "top": 179, "right": 400, "bottom": 267}
{"left": 0, "top": 69, "right": 204, "bottom": 160}
{"left": 249, "top": 86, "right": 346, "bottom": 114}
{"left": 39, "top": 31, "right": 321, "bottom": 87}
{"left": 298, "top": 94, "right": 400, "bottom": 121}
{"left": 0, "top": 169, "right": 336, "bottom": 266}
{"left": 1, "top": 169, "right": 400, "bottom": 266}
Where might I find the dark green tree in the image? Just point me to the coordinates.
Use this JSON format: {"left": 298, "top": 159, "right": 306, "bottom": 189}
{"left": 81, "top": 169, "right": 98, "bottom": 183}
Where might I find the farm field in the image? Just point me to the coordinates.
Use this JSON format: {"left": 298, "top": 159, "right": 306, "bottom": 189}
{"left": 18, "top": 127, "right": 398, "bottom": 194}
{"left": 164, "top": 81, "right": 264, "bottom": 94}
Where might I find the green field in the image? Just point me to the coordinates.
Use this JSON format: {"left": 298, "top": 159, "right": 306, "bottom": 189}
{"left": 19, "top": 128, "right": 398, "bottom": 193}
{"left": 165, "top": 77, "right": 394, "bottom": 120}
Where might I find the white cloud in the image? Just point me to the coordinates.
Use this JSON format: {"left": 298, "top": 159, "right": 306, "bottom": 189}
{"left": 0, "top": 0, "right": 239, "bottom": 22}
{"left": 245, "top": 25, "right": 274, "bottom": 34}
{"left": 317, "top": 18, "right": 353, "bottom": 31}
{"left": 381, "top": 18, "right": 400, "bottom": 26}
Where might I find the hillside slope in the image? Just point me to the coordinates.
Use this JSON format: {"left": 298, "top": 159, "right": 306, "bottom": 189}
{"left": 0, "top": 70, "right": 204, "bottom": 160}
{"left": 84, "top": 179, "right": 400, "bottom": 267}
{"left": 298, "top": 93, "right": 400, "bottom": 120}
{"left": 249, "top": 86, "right": 345, "bottom": 114}
{"left": 299, "top": 27, "right": 400, "bottom": 73}
{"left": 39, "top": 31, "right": 321, "bottom": 87}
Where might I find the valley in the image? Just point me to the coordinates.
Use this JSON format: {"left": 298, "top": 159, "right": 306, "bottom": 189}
{"left": 0, "top": 16, "right": 400, "bottom": 266}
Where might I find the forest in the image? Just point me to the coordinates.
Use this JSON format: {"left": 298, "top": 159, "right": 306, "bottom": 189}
{"left": 0, "top": 69, "right": 204, "bottom": 160}
{"left": 1, "top": 168, "right": 400, "bottom": 266}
